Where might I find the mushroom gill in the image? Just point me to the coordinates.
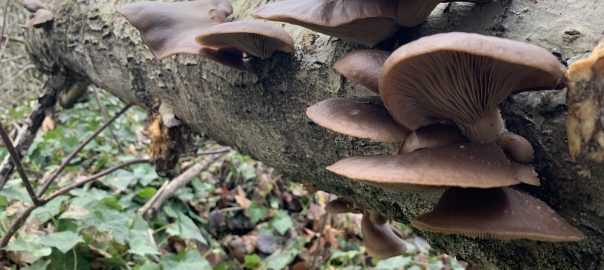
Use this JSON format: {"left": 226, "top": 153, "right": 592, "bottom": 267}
{"left": 195, "top": 21, "right": 294, "bottom": 59}
{"left": 380, "top": 32, "right": 566, "bottom": 143}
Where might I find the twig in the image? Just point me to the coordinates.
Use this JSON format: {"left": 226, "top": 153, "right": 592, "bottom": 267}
{"left": 43, "top": 159, "right": 149, "bottom": 202}
{"left": 137, "top": 148, "right": 229, "bottom": 218}
{"left": 312, "top": 194, "right": 333, "bottom": 269}
{"left": 0, "top": 0, "right": 10, "bottom": 58}
{"left": 0, "top": 75, "right": 65, "bottom": 189}
{"left": 0, "top": 120, "right": 40, "bottom": 205}
{"left": 0, "top": 159, "right": 149, "bottom": 250}
{"left": 36, "top": 104, "right": 132, "bottom": 196}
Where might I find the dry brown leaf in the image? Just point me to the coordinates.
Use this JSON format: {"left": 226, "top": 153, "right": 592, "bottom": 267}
{"left": 40, "top": 115, "right": 55, "bottom": 134}
{"left": 234, "top": 185, "right": 251, "bottom": 209}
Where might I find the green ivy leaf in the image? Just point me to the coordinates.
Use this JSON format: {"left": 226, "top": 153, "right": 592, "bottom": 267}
{"left": 374, "top": 256, "right": 413, "bottom": 270}
{"left": 166, "top": 212, "right": 207, "bottom": 244}
{"left": 135, "top": 260, "right": 161, "bottom": 270}
{"left": 28, "top": 196, "right": 68, "bottom": 224}
{"left": 244, "top": 254, "right": 262, "bottom": 268}
{"left": 270, "top": 210, "right": 293, "bottom": 235}
{"left": 159, "top": 250, "right": 211, "bottom": 270}
{"left": 39, "top": 231, "right": 83, "bottom": 253}
{"left": 128, "top": 216, "right": 160, "bottom": 257}
{"left": 5, "top": 234, "right": 52, "bottom": 259}
{"left": 248, "top": 202, "right": 268, "bottom": 224}
{"left": 264, "top": 249, "right": 298, "bottom": 270}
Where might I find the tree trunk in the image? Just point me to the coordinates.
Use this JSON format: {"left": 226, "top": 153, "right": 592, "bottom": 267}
{"left": 23, "top": 0, "right": 604, "bottom": 269}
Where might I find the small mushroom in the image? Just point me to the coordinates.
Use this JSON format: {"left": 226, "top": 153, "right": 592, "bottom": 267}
{"left": 195, "top": 20, "right": 294, "bottom": 59}
{"left": 497, "top": 131, "right": 534, "bottom": 164}
{"left": 325, "top": 199, "right": 405, "bottom": 260}
{"left": 118, "top": 0, "right": 233, "bottom": 60}
{"left": 327, "top": 143, "right": 540, "bottom": 189}
{"left": 400, "top": 124, "right": 467, "bottom": 153}
{"left": 306, "top": 96, "right": 410, "bottom": 143}
{"left": 252, "top": 0, "right": 398, "bottom": 47}
{"left": 24, "top": 9, "right": 54, "bottom": 29}
{"left": 411, "top": 188, "right": 585, "bottom": 242}
{"left": 21, "top": 0, "right": 48, "bottom": 12}
{"left": 361, "top": 211, "right": 406, "bottom": 259}
{"left": 380, "top": 32, "right": 566, "bottom": 143}
{"left": 333, "top": 50, "right": 391, "bottom": 94}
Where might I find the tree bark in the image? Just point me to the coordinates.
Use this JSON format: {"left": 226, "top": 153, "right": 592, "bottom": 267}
{"left": 22, "top": 0, "right": 604, "bottom": 269}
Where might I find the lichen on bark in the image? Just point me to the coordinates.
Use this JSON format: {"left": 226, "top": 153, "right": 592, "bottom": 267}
{"left": 23, "top": 0, "right": 604, "bottom": 269}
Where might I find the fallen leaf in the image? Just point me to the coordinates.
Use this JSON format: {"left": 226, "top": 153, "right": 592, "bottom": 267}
{"left": 40, "top": 115, "right": 55, "bottom": 134}
{"left": 234, "top": 185, "right": 251, "bottom": 208}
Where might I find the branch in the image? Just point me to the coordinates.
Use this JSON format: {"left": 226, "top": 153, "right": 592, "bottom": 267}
{"left": 36, "top": 104, "right": 132, "bottom": 196}
{"left": 0, "top": 120, "right": 40, "bottom": 205}
{"left": 42, "top": 159, "right": 150, "bottom": 202}
{"left": 0, "top": 159, "right": 149, "bottom": 250}
{"left": 137, "top": 148, "right": 229, "bottom": 218}
{"left": 0, "top": 75, "right": 66, "bottom": 189}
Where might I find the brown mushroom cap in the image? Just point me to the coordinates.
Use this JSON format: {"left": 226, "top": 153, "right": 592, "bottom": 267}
{"left": 252, "top": 0, "right": 398, "bottom": 47}
{"left": 306, "top": 96, "right": 410, "bottom": 143}
{"left": 21, "top": 0, "right": 48, "bottom": 12}
{"left": 498, "top": 132, "right": 534, "bottom": 164}
{"left": 380, "top": 32, "right": 566, "bottom": 143}
{"left": 401, "top": 124, "right": 468, "bottom": 153}
{"left": 195, "top": 21, "right": 294, "bottom": 59}
{"left": 411, "top": 188, "right": 585, "bottom": 242}
{"left": 23, "top": 8, "right": 53, "bottom": 29}
{"left": 362, "top": 211, "right": 406, "bottom": 259}
{"left": 118, "top": 0, "right": 233, "bottom": 60}
{"left": 327, "top": 143, "right": 540, "bottom": 188}
{"left": 334, "top": 50, "right": 391, "bottom": 93}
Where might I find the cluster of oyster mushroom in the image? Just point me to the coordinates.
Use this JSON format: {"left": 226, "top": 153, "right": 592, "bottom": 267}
{"left": 21, "top": 0, "right": 54, "bottom": 29}
{"left": 304, "top": 16, "right": 585, "bottom": 261}
{"left": 118, "top": 0, "right": 295, "bottom": 70}
{"left": 118, "top": 0, "right": 587, "bottom": 261}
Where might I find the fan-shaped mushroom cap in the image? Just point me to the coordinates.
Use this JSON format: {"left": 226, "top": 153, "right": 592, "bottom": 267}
{"left": 498, "top": 132, "right": 534, "bottom": 164}
{"left": 195, "top": 21, "right": 294, "bottom": 59}
{"left": 327, "top": 143, "right": 540, "bottom": 189}
{"left": 334, "top": 50, "right": 390, "bottom": 93}
{"left": 252, "top": 0, "right": 398, "bottom": 47}
{"left": 306, "top": 96, "right": 410, "bottom": 143}
{"left": 401, "top": 124, "right": 467, "bottom": 153}
{"left": 380, "top": 32, "right": 566, "bottom": 143}
{"left": 21, "top": 0, "right": 48, "bottom": 12}
{"left": 362, "top": 211, "right": 406, "bottom": 259}
{"left": 23, "top": 8, "right": 53, "bottom": 29}
{"left": 411, "top": 188, "right": 585, "bottom": 242}
{"left": 118, "top": 0, "right": 233, "bottom": 60}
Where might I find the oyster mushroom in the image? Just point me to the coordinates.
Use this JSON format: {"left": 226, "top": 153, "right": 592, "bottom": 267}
{"left": 118, "top": 0, "right": 233, "bottom": 60}
{"left": 325, "top": 199, "right": 406, "bottom": 259}
{"left": 306, "top": 96, "right": 409, "bottom": 144}
{"left": 411, "top": 188, "right": 585, "bottom": 242}
{"left": 334, "top": 50, "right": 391, "bottom": 93}
{"left": 380, "top": 32, "right": 566, "bottom": 144}
{"left": 252, "top": 0, "right": 398, "bottom": 47}
{"left": 327, "top": 143, "right": 540, "bottom": 189}
{"left": 196, "top": 20, "right": 294, "bottom": 59}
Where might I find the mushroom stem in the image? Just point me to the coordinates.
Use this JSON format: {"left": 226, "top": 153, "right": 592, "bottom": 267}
{"left": 362, "top": 211, "right": 406, "bottom": 260}
{"left": 461, "top": 108, "right": 505, "bottom": 143}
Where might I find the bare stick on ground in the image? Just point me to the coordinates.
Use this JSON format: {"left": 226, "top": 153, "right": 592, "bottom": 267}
{"left": 138, "top": 148, "right": 230, "bottom": 219}
{"left": 0, "top": 120, "right": 40, "bottom": 205}
{"left": 36, "top": 103, "right": 132, "bottom": 196}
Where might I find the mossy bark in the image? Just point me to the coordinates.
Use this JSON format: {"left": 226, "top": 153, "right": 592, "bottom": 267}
{"left": 23, "top": 0, "right": 604, "bottom": 269}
